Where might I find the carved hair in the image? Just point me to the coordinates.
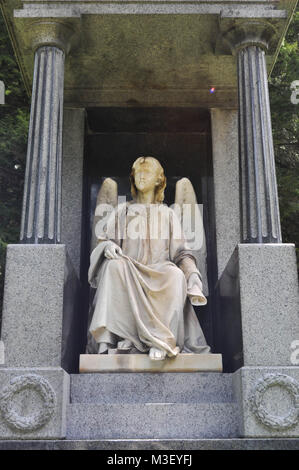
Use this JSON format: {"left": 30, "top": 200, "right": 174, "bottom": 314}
{"left": 130, "top": 156, "right": 167, "bottom": 203}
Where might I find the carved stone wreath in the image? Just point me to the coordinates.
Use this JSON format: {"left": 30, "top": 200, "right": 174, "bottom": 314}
{"left": 0, "top": 374, "right": 56, "bottom": 432}
{"left": 249, "top": 373, "right": 299, "bottom": 430}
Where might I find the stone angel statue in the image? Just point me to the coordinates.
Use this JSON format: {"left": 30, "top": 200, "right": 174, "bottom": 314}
{"left": 87, "top": 156, "right": 210, "bottom": 360}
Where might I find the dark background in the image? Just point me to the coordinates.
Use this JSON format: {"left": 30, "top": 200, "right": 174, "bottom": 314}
{"left": 82, "top": 107, "right": 216, "bottom": 349}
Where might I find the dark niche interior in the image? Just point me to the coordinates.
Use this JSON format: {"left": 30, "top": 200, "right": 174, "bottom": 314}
{"left": 81, "top": 107, "right": 218, "bottom": 352}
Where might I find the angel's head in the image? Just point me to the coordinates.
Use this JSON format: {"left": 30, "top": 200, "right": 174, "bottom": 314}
{"left": 130, "top": 156, "right": 167, "bottom": 203}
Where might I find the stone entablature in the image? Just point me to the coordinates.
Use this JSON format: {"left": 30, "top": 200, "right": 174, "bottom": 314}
{"left": 0, "top": 0, "right": 296, "bottom": 107}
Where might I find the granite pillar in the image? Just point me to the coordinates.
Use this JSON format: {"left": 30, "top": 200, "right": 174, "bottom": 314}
{"left": 20, "top": 21, "right": 77, "bottom": 244}
{"left": 61, "top": 108, "right": 85, "bottom": 277}
{"left": 0, "top": 20, "right": 81, "bottom": 441}
{"left": 217, "top": 243, "right": 299, "bottom": 437}
{"left": 211, "top": 109, "right": 240, "bottom": 278}
{"left": 237, "top": 45, "right": 281, "bottom": 243}
{"left": 225, "top": 22, "right": 282, "bottom": 243}
{"left": 20, "top": 46, "right": 65, "bottom": 244}
{"left": 217, "top": 20, "right": 299, "bottom": 438}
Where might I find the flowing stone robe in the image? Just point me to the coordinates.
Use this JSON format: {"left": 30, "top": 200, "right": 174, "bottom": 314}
{"left": 88, "top": 202, "right": 210, "bottom": 356}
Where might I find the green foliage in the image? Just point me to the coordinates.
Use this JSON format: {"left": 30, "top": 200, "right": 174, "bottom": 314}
{"left": 0, "top": 12, "right": 29, "bottom": 323}
{"left": 269, "top": 8, "right": 299, "bottom": 263}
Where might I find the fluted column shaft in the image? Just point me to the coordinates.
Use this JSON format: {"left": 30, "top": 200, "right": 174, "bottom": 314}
{"left": 237, "top": 45, "right": 282, "bottom": 243}
{"left": 20, "top": 46, "right": 65, "bottom": 243}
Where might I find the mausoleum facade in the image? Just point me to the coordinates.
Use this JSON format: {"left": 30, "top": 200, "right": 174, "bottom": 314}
{"left": 0, "top": 0, "right": 298, "bottom": 449}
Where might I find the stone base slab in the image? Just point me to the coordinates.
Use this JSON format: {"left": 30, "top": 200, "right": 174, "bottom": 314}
{"left": 0, "top": 438, "right": 298, "bottom": 450}
{"left": 79, "top": 354, "right": 223, "bottom": 373}
{"left": 67, "top": 402, "right": 237, "bottom": 439}
{"left": 71, "top": 372, "right": 233, "bottom": 404}
{"left": 68, "top": 369, "right": 234, "bottom": 439}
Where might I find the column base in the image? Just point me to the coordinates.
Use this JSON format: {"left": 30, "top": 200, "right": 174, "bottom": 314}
{"left": 0, "top": 367, "right": 69, "bottom": 440}
{"left": 233, "top": 366, "right": 299, "bottom": 438}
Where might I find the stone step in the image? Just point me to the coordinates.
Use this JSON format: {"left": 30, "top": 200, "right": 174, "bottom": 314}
{"left": 66, "top": 402, "right": 239, "bottom": 439}
{"left": 70, "top": 372, "right": 235, "bottom": 404}
{"left": 1, "top": 438, "right": 299, "bottom": 450}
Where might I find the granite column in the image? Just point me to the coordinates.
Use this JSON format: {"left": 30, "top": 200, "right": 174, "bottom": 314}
{"left": 20, "top": 21, "right": 75, "bottom": 244}
{"left": 226, "top": 22, "right": 282, "bottom": 243}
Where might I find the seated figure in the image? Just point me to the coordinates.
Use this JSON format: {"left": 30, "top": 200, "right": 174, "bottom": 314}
{"left": 87, "top": 156, "right": 210, "bottom": 360}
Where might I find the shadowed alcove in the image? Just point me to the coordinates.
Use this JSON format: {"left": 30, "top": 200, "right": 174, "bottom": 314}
{"left": 81, "top": 107, "right": 217, "bottom": 352}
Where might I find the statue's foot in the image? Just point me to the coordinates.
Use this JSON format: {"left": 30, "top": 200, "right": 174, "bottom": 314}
{"left": 117, "top": 339, "right": 133, "bottom": 350}
{"left": 98, "top": 342, "right": 109, "bottom": 354}
{"left": 149, "top": 347, "right": 167, "bottom": 361}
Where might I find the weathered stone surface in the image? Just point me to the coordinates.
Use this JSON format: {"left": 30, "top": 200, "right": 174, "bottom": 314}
{"left": 68, "top": 368, "right": 236, "bottom": 439}
{"left": 233, "top": 367, "right": 299, "bottom": 438}
{"left": 237, "top": 44, "right": 281, "bottom": 243}
{"left": 0, "top": 368, "right": 69, "bottom": 440}
{"left": 0, "top": 342, "right": 4, "bottom": 365}
{"left": 210, "top": 108, "right": 240, "bottom": 278}
{"left": 67, "top": 402, "right": 238, "bottom": 439}
{"left": 0, "top": 438, "right": 299, "bottom": 450}
{"left": 79, "top": 354, "right": 223, "bottom": 373}
{"left": 71, "top": 372, "right": 234, "bottom": 404}
{"left": 20, "top": 46, "right": 65, "bottom": 244}
{"left": 4, "top": 1, "right": 292, "bottom": 108}
{"left": 61, "top": 108, "right": 85, "bottom": 277}
{"left": 216, "top": 244, "right": 299, "bottom": 371}
{"left": 1, "top": 245, "right": 84, "bottom": 373}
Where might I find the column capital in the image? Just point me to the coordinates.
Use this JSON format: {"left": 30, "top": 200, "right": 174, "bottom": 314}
{"left": 220, "top": 19, "right": 278, "bottom": 54}
{"left": 17, "top": 18, "right": 80, "bottom": 55}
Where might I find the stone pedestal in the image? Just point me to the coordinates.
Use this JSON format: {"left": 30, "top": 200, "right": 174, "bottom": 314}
{"left": 216, "top": 244, "right": 299, "bottom": 372}
{"left": 79, "top": 353, "right": 223, "bottom": 373}
{"left": 1, "top": 245, "right": 84, "bottom": 373}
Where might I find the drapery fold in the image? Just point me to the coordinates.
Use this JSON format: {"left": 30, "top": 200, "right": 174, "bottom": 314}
{"left": 87, "top": 203, "right": 210, "bottom": 356}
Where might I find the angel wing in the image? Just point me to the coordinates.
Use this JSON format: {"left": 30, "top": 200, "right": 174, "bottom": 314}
{"left": 87, "top": 178, "right": 118, "bottom": 354}
{"left": 174, "top": 178, "right": 209, "bottom": 296}
{"left": 90, "top": 177, "right": 118, "bottom": 253}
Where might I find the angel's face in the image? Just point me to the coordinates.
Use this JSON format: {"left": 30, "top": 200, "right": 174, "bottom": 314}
{"left": 133, "top": 158, "right": 161, "bottom": 194}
